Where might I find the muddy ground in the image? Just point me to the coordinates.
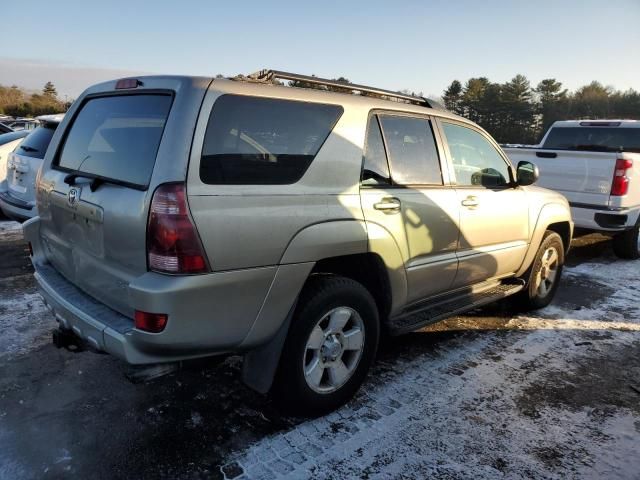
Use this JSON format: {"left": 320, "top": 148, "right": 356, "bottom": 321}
{"left": 0, "top": 223, "right": 638, "bottom": 479}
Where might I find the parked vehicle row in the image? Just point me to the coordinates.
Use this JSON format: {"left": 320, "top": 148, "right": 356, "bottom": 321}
{"left": 505, "top": 120, "right": 640, "bottom": 259}
{"left": 21, "top": 70, "right": 572, "bottom": 415}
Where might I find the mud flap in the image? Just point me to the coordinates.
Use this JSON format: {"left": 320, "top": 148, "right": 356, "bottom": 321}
{"left": 242, "top": 301, "right": 297, "bottom": 394}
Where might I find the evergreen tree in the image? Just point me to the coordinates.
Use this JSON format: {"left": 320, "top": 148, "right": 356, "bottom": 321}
{"left": 500, "top": 75, "right": 535, "bottom": 144}
{"left": 442, "top": 80, "right": 463, "bottom": 114}
{"left": 535, "top": 79, "right": 568, "bottom": 140}
{"left": 572, "top": 81, "right": 612, "bottom": 118}
{"left": 43, "top": 81, "right": 57, "bottom": 98}
{"left": 461, "top": 77, "right": 490, "bottom": 124}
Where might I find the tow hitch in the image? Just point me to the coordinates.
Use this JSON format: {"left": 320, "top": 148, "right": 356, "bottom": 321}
{"left": 52, "top": 328, "right": 85, "bottom": 352}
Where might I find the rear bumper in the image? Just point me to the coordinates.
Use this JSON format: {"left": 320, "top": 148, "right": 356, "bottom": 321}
{"left": 23, "top": 217, "right": 310, "bottom": 365}
{"left": 570, "top": 205, "right": 640, "bottom": 232}
{"left": 0, "top": 190, "right": 36, "bottom": 221}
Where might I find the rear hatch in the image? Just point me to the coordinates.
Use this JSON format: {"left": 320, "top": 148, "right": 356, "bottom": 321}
{"left": 6, "top": 123, "right": 58, "bottom": 207}
{"left": 36, "top": 77, "right": 211, "bottom": 317}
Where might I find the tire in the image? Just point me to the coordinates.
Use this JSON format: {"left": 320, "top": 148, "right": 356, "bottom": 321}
{"left": 612, "top": 225, "right": 640, "bottom": 260}
{"left": 271, "top": 275, "right": 379, "bottom": 416}
{"left": 514, "top": 231, "right": 564, "bottom": 311}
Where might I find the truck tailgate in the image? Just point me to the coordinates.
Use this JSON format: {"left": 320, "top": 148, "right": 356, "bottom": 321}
{"left": 506, "top": 148, "right": 617, "bottom": 207}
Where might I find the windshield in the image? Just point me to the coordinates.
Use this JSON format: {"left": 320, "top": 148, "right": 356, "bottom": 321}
{"left": 57, "top": 94, "right": 173, "bottom": 188}
{"left": 543, "top": 127, "right": 640, "bottom": 153}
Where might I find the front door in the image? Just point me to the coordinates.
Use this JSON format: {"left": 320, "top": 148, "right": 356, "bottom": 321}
{"left": 360, "top": 113, "right": 460, "bottom": 308}
{"left": 438, "top": 121, "right": 529, "bottom": 288}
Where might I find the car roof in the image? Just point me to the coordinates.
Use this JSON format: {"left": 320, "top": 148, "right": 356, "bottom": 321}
{"left": 36, "top": 113, "right": 65, "bottom": 124}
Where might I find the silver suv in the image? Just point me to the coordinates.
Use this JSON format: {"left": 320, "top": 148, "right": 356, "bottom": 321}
{"left": 24, "top": 71, "right": 573, "bottom": 415}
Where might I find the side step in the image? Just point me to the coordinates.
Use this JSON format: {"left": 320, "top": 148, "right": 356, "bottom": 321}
{"left": 388, "top": 279, "right": 525, "bottom": 335}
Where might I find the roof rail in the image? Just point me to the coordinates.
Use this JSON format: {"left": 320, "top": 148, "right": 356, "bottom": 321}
{"left": 240, "top": 69, "right": 445, "bottom": 110}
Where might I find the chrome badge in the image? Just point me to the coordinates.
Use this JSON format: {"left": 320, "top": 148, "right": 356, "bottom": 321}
{"left": 67, "top": 187, "right": 80, "bottom": 207}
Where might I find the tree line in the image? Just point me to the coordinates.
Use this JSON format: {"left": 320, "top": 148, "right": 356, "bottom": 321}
{"left": 0, "top": 82, "right": 70, "bottom": 118}
{"left": 442, "top": 76, "right": 640, "bottom": 144}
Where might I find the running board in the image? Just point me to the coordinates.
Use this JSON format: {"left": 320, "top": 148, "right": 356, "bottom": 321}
{"left": 388, "top": 279, "right": 525, "bottom": 335}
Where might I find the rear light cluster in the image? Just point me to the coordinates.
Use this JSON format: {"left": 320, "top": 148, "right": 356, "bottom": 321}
{"left": 611, "top": 158, "right": 633, "bottom": 196}
{"left": 147, "top": 183, "right": 210, "bottom": 274}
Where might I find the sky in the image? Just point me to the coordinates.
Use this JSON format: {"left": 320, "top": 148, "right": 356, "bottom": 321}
{"left": 1, "top": 0, "right": 639, "bottom": 100}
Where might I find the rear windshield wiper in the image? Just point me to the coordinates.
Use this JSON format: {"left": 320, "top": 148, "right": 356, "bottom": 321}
{"left": 19, "top": 145, "right": 38, "bottom": 153}
{"left": 64, "top": 172, "right": 110, "bottom": 192}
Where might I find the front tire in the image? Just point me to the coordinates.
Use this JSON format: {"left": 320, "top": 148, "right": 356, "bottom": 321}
{"left": 612, "top": 225, "right": 640, "bottom": 260}
{"left": 515, "top": 231, "right": 564, "bottom": 311}
{"left": 271, "top": 275, "right": 379, "bottom": 416}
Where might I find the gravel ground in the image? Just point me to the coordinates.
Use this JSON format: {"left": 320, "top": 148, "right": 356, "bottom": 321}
{"left": 0, "top": 222, "right": 638, "bottom": 479}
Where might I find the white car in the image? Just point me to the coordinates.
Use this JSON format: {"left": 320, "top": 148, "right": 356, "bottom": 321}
{"left": 0, "top": 114, "right": 64, "bottom": 221}
{"left": 0, "top": 131, "right": 29, "bottom": 184}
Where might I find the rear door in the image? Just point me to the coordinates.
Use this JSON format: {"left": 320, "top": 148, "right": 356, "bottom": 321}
{"left": 439, "top": 120, "right": 529, "bottom": 288}
{"left": 38, "top": 92, "right": 175, "bottom": 317}
{"left": 360, "top": 113, "right": 459, "bottom": 306}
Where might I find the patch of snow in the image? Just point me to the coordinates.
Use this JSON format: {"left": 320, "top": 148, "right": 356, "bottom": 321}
{"left": 0, "top": 288, "right": 51, "bottom": 359}
{"left": 0, "top": 221, "right": 23, "bottom": 242}
{"left": 222, "top": 260, "right": 640, "bottom": 479}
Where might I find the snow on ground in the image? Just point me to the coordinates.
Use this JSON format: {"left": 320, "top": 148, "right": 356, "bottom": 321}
{"left": 220, "top": 260, "right": 640, "bottom": 480}
{"left": 0, "top": 221, "right": 23, "bottom": 242}
{"left": 0, "top": 221, "right": 51, "bottom": 359}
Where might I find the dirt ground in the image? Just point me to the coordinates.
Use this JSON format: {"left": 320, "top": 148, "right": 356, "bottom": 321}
{"left": 0, "top": 222, "right": 638, "bottom": 479}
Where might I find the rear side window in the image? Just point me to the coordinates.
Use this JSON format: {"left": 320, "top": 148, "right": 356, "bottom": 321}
{"left": 200, "top": 95, "right": 343, "bottom": 185}
{"left": 378, "top": 115, "right": 442, "bottom": 185}
{"left": 57, "top": 94, "right": 173, "bottom": 187}
{"left": 361, "top": 115, "right": 391, "bottom": 186}
{"left": 17, "top": 125, "right": 56, "bottom": 158}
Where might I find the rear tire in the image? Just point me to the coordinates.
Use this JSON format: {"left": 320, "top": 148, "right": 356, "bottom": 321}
{"left": 612, "top": 225, "right": 640, "bottom": 260}
{"left": 271, "top": 275, "right": 379, "bottom": 416}
{"left": 514, "top": 231, "right": 564, "bottom": 311}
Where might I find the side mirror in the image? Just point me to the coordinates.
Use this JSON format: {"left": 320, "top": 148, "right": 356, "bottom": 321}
{"left": 516, "top": 161, "right": 539, "bottom": 186}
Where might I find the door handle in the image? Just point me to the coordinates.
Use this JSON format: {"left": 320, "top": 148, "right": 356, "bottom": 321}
{"left": 461, "top": 196, "right": 479, "bottom": 208}
{"left": 374, "top": 197, "right": 401, "bottom": 213}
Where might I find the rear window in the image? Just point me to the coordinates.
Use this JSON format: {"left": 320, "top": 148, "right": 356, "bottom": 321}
{"left": 200, "top": 95, "right": 343, "bottom": 185}
{"left": 57, "top": 94, "right": 173, "bottom": 187}
{"left": 543, "top": 127, "right": 640, "bottom": 153}
{"left": 17, "top": 125, "right": 56, "bottom": 158}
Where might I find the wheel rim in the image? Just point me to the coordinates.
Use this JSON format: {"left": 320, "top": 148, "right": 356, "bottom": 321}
{"left": 303, "top": 306, "right": 365, "bottom": 394}
{"left": 533, "top": 246, "right": 559, "bottom": 298}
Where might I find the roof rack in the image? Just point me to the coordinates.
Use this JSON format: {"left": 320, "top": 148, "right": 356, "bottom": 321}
{"left": 239, "top": 69, "right": 445, "bottom": 110}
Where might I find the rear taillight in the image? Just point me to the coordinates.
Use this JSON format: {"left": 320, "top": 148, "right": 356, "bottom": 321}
{"left": 135, "top": 310, "right": 168, "bottom": 333}
{"left": 147, "top": 183, "right": 210, "bottom": 274}
{"left": 611, "top": 158, "right": 633, "bottom": 196}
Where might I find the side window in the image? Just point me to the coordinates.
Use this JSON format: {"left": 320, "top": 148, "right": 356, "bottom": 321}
{"left": 361, "top": 115, "right": 391, "bottom": 186}
{"left": 441, "top": 122, "right": 511, "bottom": 187}
{"left": 200, "top": 95, "right": 343, "bottom": 185}
{"left": 378, "top": 115, "right": 442, "bottom": 185}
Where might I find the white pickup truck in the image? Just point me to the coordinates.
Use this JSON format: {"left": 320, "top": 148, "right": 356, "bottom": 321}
{"left": 505, "top": 120, "right": 640, "bottom": 259}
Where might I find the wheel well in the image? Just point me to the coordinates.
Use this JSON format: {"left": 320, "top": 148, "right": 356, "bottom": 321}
{"left": 546, "top": 221, "right": 572, "bottom": 254}
{"left": 311, "top": 253, "right": 392, "bottom": 321}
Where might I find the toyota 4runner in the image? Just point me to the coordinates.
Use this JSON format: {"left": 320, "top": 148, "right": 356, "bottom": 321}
{"left": 23, "top": 70, "right": 573, "bottom": 415}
